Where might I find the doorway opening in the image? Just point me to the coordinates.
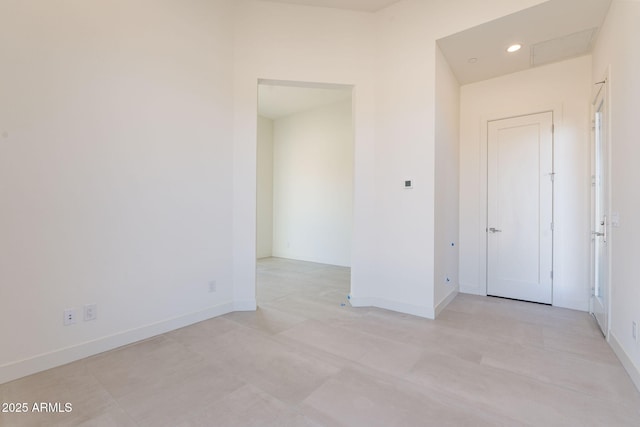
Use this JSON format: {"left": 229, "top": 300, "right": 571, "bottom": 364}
{"left": 256, "top": 79, "right": 354, "bottom": 308}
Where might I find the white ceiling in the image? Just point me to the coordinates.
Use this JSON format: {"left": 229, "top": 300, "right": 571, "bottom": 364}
{"left": 258, "top": 82, "right": 352, "bottom": 120}
{"left": 256, "top": 0, "right": 401, "bottom": 12}
{"left": 256, "top": 0, "right": 612, "bottom": 112}
{"left": 437, "top": 0, "right": 612, "bottom": 85}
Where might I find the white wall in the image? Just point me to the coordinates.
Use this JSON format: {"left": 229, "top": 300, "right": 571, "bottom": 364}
{"left": 0, "top": 0, "right": 236, "bottom": 384}
{"left": 0, "top": 0, "right": 560, "bottom": 383}
{"left": 232, "top": 0, "right": 377, "bottom": 312}
{"left": 459, "top": 56, "right": 593, "bottom": 311}
{"left": 434, "top": 45, "right": 460, "bottom": 313}
{"left": 232, "top": 0, "right": 549, "bottom": 319}
{"left": 592, "top": 0, "right": 640, "bottom": 389}
{"left": 367, "top": 0, "right": 547, "bottom": 317}
{"left": 257, "top": 116, "right": 274, "bottom": 259}
{"left": 272, "top": 100, "right": 353, "bottom": 266}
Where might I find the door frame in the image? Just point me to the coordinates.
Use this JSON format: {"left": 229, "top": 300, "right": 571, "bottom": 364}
{"left": 254, "top": 78, "right": 357, "bottom": 304}
{"left": 590, "top": 69, "right": 612, "bottom": 338}
{"left": 478, "top": 107, "right": 559, "bottom": 301}
{"left": 486, "top": 112, "right": 554, "bottom": 303}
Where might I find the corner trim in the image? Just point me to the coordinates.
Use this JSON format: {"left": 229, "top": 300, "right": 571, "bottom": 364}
{"left": 609, "top": 332, "right": 640, "bottom": 393}
{"left": 459, "top": 281, "right": 486, "bottom": 296}
{"left": 435, "top": 289, "right": 458, "bottom": 318}
{"left": 0, "top": 302, "right": 235, "bottom": 385}
{"left": 233, "top": 299, "right": 257, "bottom": 311}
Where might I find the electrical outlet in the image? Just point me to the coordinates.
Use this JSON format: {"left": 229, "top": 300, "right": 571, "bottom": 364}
{"left": 84, "top": 304, "right": 97, "bottom": 321}
{"left": 63, "top": 309, "right": 77, "bottom": 326}
{"left": 633, "top": 321, "right": 638, "bottom": 342}
{"left": 208, "top": 281, "right": 217, "bottom": 293}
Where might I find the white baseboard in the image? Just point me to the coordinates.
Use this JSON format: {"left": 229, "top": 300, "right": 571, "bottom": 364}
{"left": 233, "top": 299, "right": 257, "bottom": 311}
{"left": 459, "top": 282, "right": 486, "bottom": 296}
{"left": 349, "top": 296, "right": 434, "bottom": 319}
{"left": 435, "top": 289, "right": 458, "bottom": 318}
{"left": 609, "top": 332, "right": 640, "bottom": 393}
{"left": 0, "top": 302, "right": 235, "bottom": 385}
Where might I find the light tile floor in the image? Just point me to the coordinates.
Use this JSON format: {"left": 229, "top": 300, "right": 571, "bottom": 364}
{"left": 2, "top": 257, "right": 639, "bottom": 426}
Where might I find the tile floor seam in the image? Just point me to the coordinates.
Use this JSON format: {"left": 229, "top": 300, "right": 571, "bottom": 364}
{"left": 83, "top": 363, "right": 141, "bottom": 427}
{"left": 4, "top": 257, "right": 639, "bottom": 426}
{"left": 401, "top": 351, "right": 639, "bottom": 424}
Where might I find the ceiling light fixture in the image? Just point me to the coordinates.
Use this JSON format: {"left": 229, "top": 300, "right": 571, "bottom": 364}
{"left": 468, "top": 57, "right": 478, "bottom": 64}
{"left": 507, "top": 44, "right": 522, "bottom": 53}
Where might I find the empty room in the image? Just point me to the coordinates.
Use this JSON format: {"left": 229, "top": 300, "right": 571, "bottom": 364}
{"left": 1, "top": 0, "right": 639, "bottom": 425}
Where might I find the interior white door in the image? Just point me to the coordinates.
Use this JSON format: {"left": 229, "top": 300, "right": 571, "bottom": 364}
{"left": 487, "top": 112, "right": 553, "bottom": 304}
{"left": 591, "top": 83, "right": 608, "bottom": 336}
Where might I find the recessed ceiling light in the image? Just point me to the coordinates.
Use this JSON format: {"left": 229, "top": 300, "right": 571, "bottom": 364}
{"left": 507, "top": 44, "right": 522, "bottom": 53}
{"left": 468, "top": 57, "right": 478, "bottom": 64}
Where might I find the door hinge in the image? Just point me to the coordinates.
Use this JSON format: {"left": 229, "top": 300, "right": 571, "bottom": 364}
{"left": 552, "top": 124, "right": 555, "bottom": 134}
{"left": 551, "top": 270, "right": 554, "bottom": 280}
{"left": 551, "top": 222, "right": 554, "bottom": 231}
{"left": 550, "top": 172, "right": 555, "bottom": 182}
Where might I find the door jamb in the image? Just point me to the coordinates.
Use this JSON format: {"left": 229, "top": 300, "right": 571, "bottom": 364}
{"left": 589, "top": 68, "right": 612, "bottom": 338}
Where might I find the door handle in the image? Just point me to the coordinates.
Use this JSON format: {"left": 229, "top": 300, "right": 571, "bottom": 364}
{"left": 489, "top": 228, "right": 502, "bottom": 233}
{"left": 593, "top": 215, "right": 607, "bottom": 242}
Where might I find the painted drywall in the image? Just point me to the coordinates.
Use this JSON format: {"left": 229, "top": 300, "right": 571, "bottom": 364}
{"left": 459, "top": 56, "right": 593, "bottom": 311}
{"left": 434, "top": 45, "right": 461, "bottom": 313}
{"left": 272, "top": 99, "right": 353, "bottom": 266}
{"left": 592, "top": 0, "right": 640, "bottom": 390}
{"left": 367, "top": 0, "right": 548, "bottom": 317}
{"left": 257, "top": 116, "right": 274, "bottom": 259}
{"left": 233, "top": 0, "right": 549, "bottom": 319}
{"left": 0, "top": 0, "right": 561, "bottom": 383}
{"left": 0, "top": 0, "right": 236, "bottom": 384}
{"left": 232, "top": 0, "right": 377, "bottom": 312}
